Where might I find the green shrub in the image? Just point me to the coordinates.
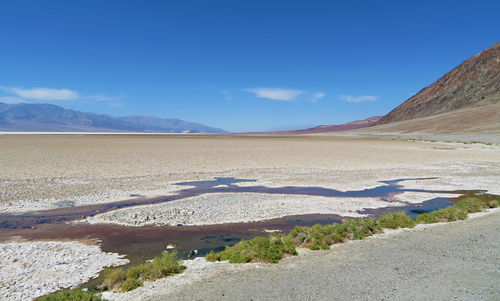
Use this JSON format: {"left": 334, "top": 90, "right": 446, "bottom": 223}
{"left": 103, "top": 251, "right": 185, "bottom": 292}
{"left": 120, "top": 278, "right": 142, "bottom": 292}
{"left": 487, "top": 200, "right": 499, "bottom": 208}
{"left": 102, "top": 268, "right": 126, "bottom": 292}
{"left": 416, "top": 206, "right": 469, "bottom": 224}
{"left": 289, "top": 224, "right": 335, "bottom": 249}
{"left": 205, "top": 250, "right": 219, "bottom": 262}
{"left": 415, "top": 212, "right": 438, "bottom": 224}
{"left": 416, "top": 197, "right": 495, "bottom": 224}
{"left": 35, "top": 288, "right": 103, "bottom": 301}
{"left": 206, "top": 196, "right": 499, "bottom": 264}
{"left": 206, "top": 233, "right": 297, "bottom": 263}
{"left": 378, "top": 211, "right": 416, "bottom": 229}
{"left": 455, "top": 198, "right": 484, "bottom": 213}
{"left": 139, "top": 251, "right": 186, "bottom": 281}
{"left": 288, "top": 218, "right": 382, "bottom": 250}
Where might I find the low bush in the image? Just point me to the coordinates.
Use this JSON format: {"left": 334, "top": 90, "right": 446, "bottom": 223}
{"left": 416, "top": 207, "right": 467, "bottom": 224}
{"left": 128, "top": 251, "right": 185, "bottom": 281}
{"left": 454, "top": 198, "right": 485, "bottom": 213}
{"left": 377, "top": 211, "right": 416, "bottom": 229}
{"left": 205, "top": 250, "right": 219, "bottom": 262}
{"left": 35, "top": 288, "right": 103, "bottom": 301}
{"left": 102, "top": 268, "right": 126, "bottom": 292}
{"left": 289, "top": 218, "right": 382, "bottom": 250}
{"left": 120, "top": 278, "right": 142, "bottom": 292}
{"left": 102, "top": 251, "right": 185, "bottom": 292}
{"left": 289, "top": 224, "right": 334, "bottom": 250}
{"left": 207, "top": 197, "right": 499, "bottom": 264}
{"left": 487, "top": 200, "right": 499, "bottom": 208}
{"left": 416, "top": 197, "right": 497, "bottom": 224}
{"left": 206, "top": 233, "right": 297, "bottom": 263}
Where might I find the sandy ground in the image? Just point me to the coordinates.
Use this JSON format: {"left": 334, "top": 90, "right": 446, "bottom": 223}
{"left": 103, "top": 208, "right": 500, "bottom": 301}
{"left": 0, "top": 241, "right": 128, "bottom": 301}
{"left": 84, "top": 191, "right": 463, "bottom": 227}
{"left": 1, "top": 134, "right": 499, "bottom": 300}
{"left": 1, "top": 134, "right": 499, "bottom": 213}
{"left": 84, "top": 193, "right": 391, "bottom": 226}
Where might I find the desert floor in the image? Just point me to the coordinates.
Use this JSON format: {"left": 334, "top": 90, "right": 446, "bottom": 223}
{"left": 0, "top": 133, "right": 499, "bottom": 300}
{"left": 1, "top": 133, "right": 500, "bottom": 213}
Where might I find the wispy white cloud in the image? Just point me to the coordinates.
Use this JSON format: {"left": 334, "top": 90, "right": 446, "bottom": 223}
{"left": 339, "top": 94, "right": 378, "bottom": 103}
{"left": 311, "top": 91, "right": 326, "bottom": 102}
{"left": 245, "top": 88, "right": 305, "bottom": 101}
{"left": 0, "top": 86, "right": 118, "bottom": 103}
{"left": 245, "top": 87, "right": 326, "bottom": 102}
{"left": 1, "top": 87, "right": 79, "bottom": 101}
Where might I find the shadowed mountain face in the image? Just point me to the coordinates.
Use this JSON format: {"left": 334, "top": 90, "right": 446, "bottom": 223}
{"left": 376, "top": 42, "right": 500, "bottom": 125}
{"left": 0, "top": 102, "right": 227, "bottom": 133}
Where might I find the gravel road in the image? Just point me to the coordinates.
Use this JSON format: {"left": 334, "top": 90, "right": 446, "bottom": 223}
{"left": 158, "top": 210, "right": 500, "bottom": 301}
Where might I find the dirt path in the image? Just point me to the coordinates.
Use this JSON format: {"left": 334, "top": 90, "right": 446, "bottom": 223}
{"left": 158, "top": 211, "right": 500, "bottom": 301}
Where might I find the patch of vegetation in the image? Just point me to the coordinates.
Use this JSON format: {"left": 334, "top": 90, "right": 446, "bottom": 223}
{"left": 487, "top": 200, "right": 499, "bottom": 208}
{"left": 102, "top": 251, "right": 186, "bottom": 292}
{"left": 378, "top": 211, "right": 416, "bottom": 229}
{"left": 205, "top": 197, "right": 500, "bottom": 265}
{"left": 417, "top": 197, "right": 499, "bottom": 224}
{"left": 206, "top": 233, "right": 297, "bottom": 263}
{"left": 102, "top": 268, "right": 126, "bottom": 292}
{"left": 288, "top": 212, "right": 413, "bottom": 251}
{"left": 289, "top": 218, "right": 382, "bottom": 250}
{"left": 119, "top": 278, "right": 142, "bottom": 292}
{"left": 35, "top": 288, "right": 104, "bottom": 301}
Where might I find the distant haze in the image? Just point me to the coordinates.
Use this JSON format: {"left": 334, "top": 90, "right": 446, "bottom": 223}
{"left": 0, "top": 102, "right": 227, "bottom": 133}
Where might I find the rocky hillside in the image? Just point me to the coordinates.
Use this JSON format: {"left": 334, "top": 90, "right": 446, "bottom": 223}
{"left": 376, "top": 42, "right": 500, "bottom": 125}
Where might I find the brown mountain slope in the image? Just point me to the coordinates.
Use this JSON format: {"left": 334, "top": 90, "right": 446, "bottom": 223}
{"left": 376, "top": 42, "right": 500, "bottom": 125}
{"left": 248, "top": 116, "right": 382, "bottom": 134}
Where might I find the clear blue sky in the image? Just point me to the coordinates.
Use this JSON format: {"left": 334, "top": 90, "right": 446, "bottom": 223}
{"left": 1, "top": 0, "right": 499, "bottom": 132}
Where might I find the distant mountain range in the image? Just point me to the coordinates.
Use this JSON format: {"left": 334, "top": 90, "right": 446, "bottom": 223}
{"left": 3, "top": 43, "right": 497, "bottom": 135}
{"left": 0, "top": 102, "right": 227, "bottom": 133}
